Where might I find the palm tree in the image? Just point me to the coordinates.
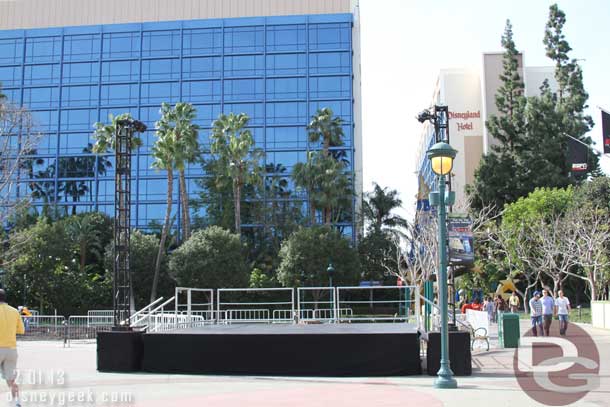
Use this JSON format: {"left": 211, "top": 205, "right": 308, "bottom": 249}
{"left": 307, "top": 107, "right": 344, "bottom": 155}
{"left": 292, "top": 154, "right": 317, "bottom": 224}
{"left": 156, "top": 103, "right": 199, "bottom": 240}
{"left": 210, "top": 113, "right": 263, "bottom": 235}
{"left": 92, "top": 113, "right": 144, "bottom": 154}
{"left": 362, "top": 183, "right": 407, "bottom": 232}
{"left": 150, "top": 118, "right": 178, "bottom": 302}
{"left": 66, "top": 215, "right": 103, "bottom": 273}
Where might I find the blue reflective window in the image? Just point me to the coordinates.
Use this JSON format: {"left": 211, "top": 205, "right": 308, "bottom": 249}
{"left": 224, "top": 26, "right": 264, "bottom": 53}
{"left": 138, "top": 178, "right": 173, "bottom": 200}
{"left": 31, "top": 110, "right": 58, "bottom": 132}
{"left": 25, "top": 37, "right": 61, "bottom": 63}
{"left": 23, "top": 86, "right": 59, "bottom": 108}
{"left": 182, "top": 80, "right": 221, "bottom": 103}
{"left": 266, "top": 78, "right": 306, "bottom": 100}
{"left": 101, "top": 60, "right": 139, "bottom": 82}
{"left": 0, "top": 65, "right": 21, "bottom": 86}
{"left": 183, "top": 28, "right": 222, "bottom": 55}
{"left": 309, "top": 52, "right": 350, "bottom": 74}
{"left": 2, "top": 88, "right": 20, "bottom": 103}
{"left": 139, "top": 107, "right": 161, "bottom": 128}
{"left": 61, "top": 108, "right": 98, "bottom": 131}
{"left": 34, "top": 133, "right": 57, "bottom": 154}
{"left": 0, "top": 38, "right": 23, "bottom": 64}
{"left": 193, "top": 104, "right": 221, "bottom": 128}
{"left": 265, "top": 126, "right": 307, "bottom": 150}
{"left": 62, "top": 85, "right": 98, "bottom": 107}
{"left": 224, "top": 103, "right": 263, "bottom": 125}
{"left": 139, "top": 130, "right": 157, "bottom": 148}
{"left": 63, "top": 62, "right": 99, "bottom": 84}
{"left": 309, "top": 23, "right": 350, "bottom": 50}
{"left": 224, "top": 55, "right": 264, "bottom": 76}
{"left": 142, "top": 30, "right": 180, "bottom": 57}
{"left": 59, "top": 133, "right": 94, "bottom": 153}
{"left": 100, "top": 83, "right": 139, "bottom": 105}
{"left": 23, "top": 64, "right": 60, "bottom": 85}
{"left": 266, "top": 24, "right": 306, "bottom": 52}
{"left": 99, "top": 108, "right": 136, "bottom": 125}
{"left": 141, "top": 82, "right": 179, "bottom": 104}
{"left": 63, "top": 34, "right": 101, "bottom": 61}
{"left": 102, "top": 32, "right": 140, "bottom": 59}
{"left": 309, "top": 100, "right": 351, "bottom": 120}
{"left": 266, "top": 53, "right": 306, "bottom": 76}
{"left": 266, "top": 150, "right": 306, "bottom": 171}
{"left": 309, "top": 76, "right": 350, "bottom": 98}
{"left": 266, "top": 102, "right": 307, "bottom": 124}
{"left": 141, "top": 58, "right": 180, "bottom": 81}
{"left": 182, "top": 56, "right": 221, "bottom": 79}
{"left": 224, "top": 79, "right": 263, "bottom": 101}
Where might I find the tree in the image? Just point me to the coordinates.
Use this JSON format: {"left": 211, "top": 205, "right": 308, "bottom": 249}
{"left": 169, "top": 226, "right": 249, "bottom": 289}
{"left": 543, "top": 4, "right": 598, "bottom": 176}
{"left": 104, "top": 230, "right": 174, "bottom": 309}
{"left": 156, "top": 103, "right": 199, "bottom": 240}
{"left": 357, "top": 228, "right": 400, "bottom": 283}
{"left": 92, "top": 113, "right": 144, "bottom": 153}
{"left": 277, "top": 226, "right": 360, "bottom": 288}
{"left": 362, "top": 183, "right": 407, "bottom": 232}
{"left": 307, "top": 107, "right": 344, "bottom": 155}
{"left": 1, "top": 100, "right": 40, "bottom": 224}
{"left": 150, "top": 112, "right": 179, "bottom": 302}
{"left": 65, "top": 212, "right": 112, "bottom": 274}
{"left": 468, "top": 20, "right": 528, "bottom": 210}
{"left": 469, "top": 10, "right": 597, "bottom": 210}
{"left": 2, "top": 217, "right": 112, "bottom": 314}
{"left": 210, "top": 113, "right": 263, "bottom": 234}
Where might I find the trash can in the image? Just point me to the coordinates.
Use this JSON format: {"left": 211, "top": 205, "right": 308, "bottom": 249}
{"left": 498, "top": 312, "right": 520, "bottom": 348}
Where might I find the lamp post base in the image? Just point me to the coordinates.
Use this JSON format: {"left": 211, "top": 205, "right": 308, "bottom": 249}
{"left": 434, "top": 375, "right": 458, "bottom": 389}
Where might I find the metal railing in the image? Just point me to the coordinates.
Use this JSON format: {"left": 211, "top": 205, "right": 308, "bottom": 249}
{"left": 336, "top": 285, "right": 420, "bottom": 324}
{"left": 21, "top": 315, "right": 65, "bottom": 340}
{"left": 218, "top": 288, "right": 295, "bottom": 324}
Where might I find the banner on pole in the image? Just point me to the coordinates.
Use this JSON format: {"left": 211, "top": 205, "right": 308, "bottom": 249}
{"left": 602, "top": 109, "right": 610, "bottom": 154}
{"left": 447, "top": 214, "right": 474, "bottom": 266}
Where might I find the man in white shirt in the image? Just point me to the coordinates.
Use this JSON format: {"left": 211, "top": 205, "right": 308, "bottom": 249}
{"left": 554, "top": 290, "right": 571, "bottom": 336}
{"left": 529, "top": 291, "right": 543, "bottom": 337}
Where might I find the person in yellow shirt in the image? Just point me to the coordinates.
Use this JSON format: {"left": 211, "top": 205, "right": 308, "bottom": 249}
{"left": 509, "top": 291, "right": 521, "bottom": 313}
{"left": 0, "top": 289, "right": 25, "bottom": 407}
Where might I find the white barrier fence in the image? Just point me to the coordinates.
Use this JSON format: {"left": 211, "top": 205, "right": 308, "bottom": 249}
{"left": 592, "top": 301, "right": 610, "bottom": 329}
{"left": 18, "top": 285, "right": 422, "bottom": 340}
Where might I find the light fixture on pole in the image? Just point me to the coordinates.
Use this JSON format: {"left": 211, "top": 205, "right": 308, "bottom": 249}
{"left": 427, "top": 141, "right": 458, "bottom": 389}
{"left": 327, "top": 263, "right": 335, "bottom": 288}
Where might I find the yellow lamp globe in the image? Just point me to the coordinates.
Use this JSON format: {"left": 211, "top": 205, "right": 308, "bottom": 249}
{"left": 426, "top": 142, "right": 457, "bottom": 176}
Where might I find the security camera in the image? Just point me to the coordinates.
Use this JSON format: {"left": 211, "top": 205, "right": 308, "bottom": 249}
{"left": 416, "top": 109, "right": 432, "bottom": 123}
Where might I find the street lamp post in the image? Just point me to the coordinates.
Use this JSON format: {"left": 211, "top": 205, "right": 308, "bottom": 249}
{"left": 427, "top": 141, "right": 458, "bottom": 389}
{"left": 327, "top": 263, "right": 335, "bottom": 321}
{"left": 327, "top": 263, "right": 335, "bottom": 288}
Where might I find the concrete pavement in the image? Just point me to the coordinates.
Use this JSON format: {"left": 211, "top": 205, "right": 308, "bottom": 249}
{"left": 3, "top": 321, "right": 609, "bottom": 407}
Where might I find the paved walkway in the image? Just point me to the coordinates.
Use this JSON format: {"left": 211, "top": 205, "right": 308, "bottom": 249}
{"left": 3, "top": 321, "right": 609, "bottom": 407}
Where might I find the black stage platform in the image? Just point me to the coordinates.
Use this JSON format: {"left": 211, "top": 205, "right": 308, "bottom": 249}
{"left": 99, "top": 323, "right": 421, "bottom": 376}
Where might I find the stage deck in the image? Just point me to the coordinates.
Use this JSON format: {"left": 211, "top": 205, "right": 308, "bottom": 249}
{"left": 154, "top": 322, "right": 419, "bottom": 335}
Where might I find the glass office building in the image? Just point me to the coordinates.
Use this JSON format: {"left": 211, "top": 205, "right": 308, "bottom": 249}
{"left": 0, "top": 4, "right": 361, "bottom": 239}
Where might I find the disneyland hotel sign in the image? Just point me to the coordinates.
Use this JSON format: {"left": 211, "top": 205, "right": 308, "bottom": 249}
{"left": 449, "top": 110, "right": 480, "bottom": 132}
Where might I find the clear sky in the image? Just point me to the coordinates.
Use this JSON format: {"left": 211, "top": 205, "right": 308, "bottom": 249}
{"left": 359, "top": 0, "right": 610, "bottom": 217}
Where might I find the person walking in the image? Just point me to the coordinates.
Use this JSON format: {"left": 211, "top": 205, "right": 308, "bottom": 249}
{"left": 555, "top": 290, "right": 571, "bottom": 336}
{"left": 484, "top": 296, "right": 494, "bottom": 324}
{"left": 541, "top": 289, "right": 555, "bottom": 336}
{"left": 0, "top": 289, "right": 24, "bottom": 407}
{"left": 509, "top": 291, "right": 520, "bottom": 313}
{"left": 529, "top": 291, "right": 544, "bottom": 337}
{"left": 494, "top": 294, "right": 506, "bottom": 323}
